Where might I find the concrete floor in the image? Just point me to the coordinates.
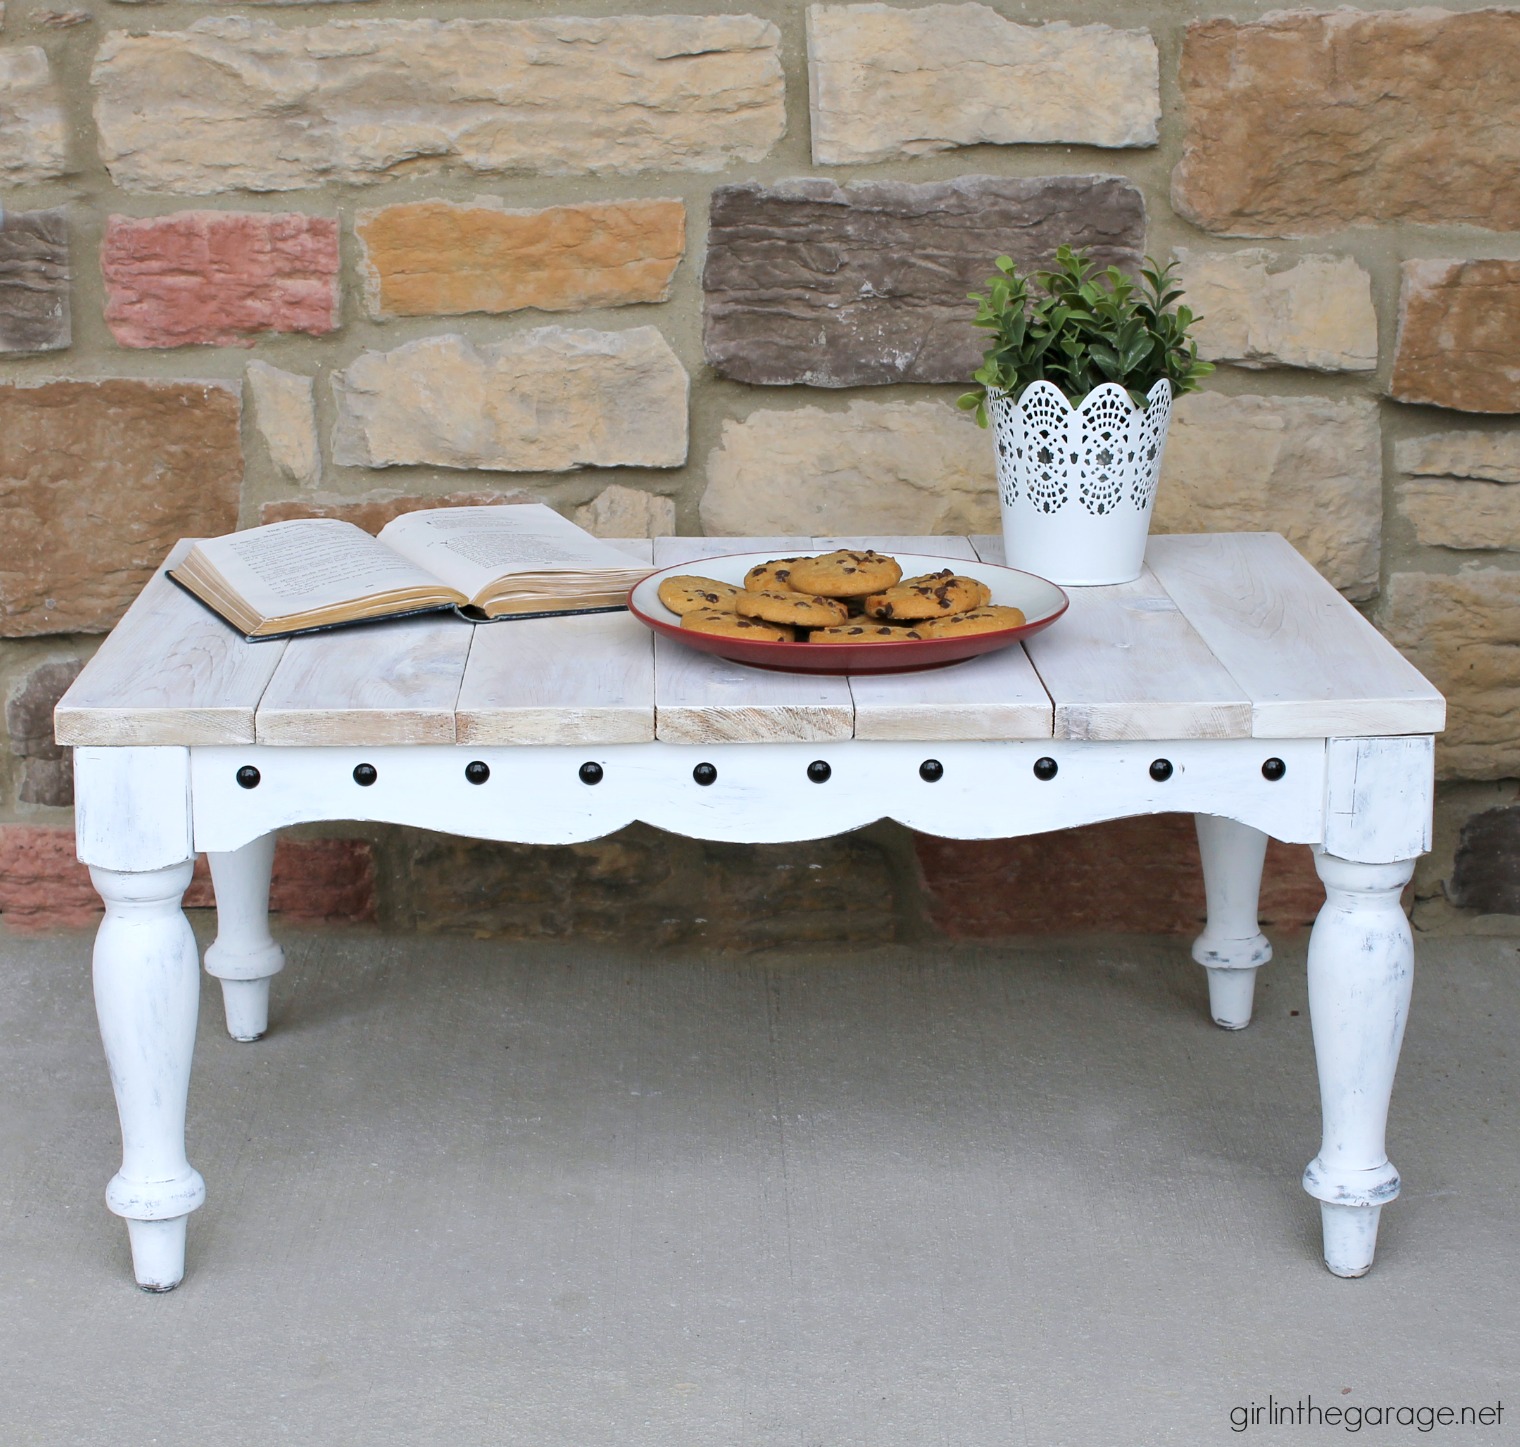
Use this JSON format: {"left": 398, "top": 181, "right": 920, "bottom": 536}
{"left": 1, "top": 921, "right": 1516, "bottom": 1447}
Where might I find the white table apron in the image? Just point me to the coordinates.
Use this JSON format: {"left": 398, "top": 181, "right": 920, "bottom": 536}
{"left": 58, "top": 533, "right": 1444, "bottom": 1291}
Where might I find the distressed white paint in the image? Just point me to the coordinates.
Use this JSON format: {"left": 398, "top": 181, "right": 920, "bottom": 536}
{"left": 1323, "top": 736, "right": 1435, "bottom": 864}
{"left": 1144, "top": 533, "right": 1445, "bottom": 739}
{"left": 74, "top": 747, "right": 193, "bottom": 871}
{"left": 256, "top": 614, "right": 473, "bottom": 745}
{"left": 188, "top": 738, "right": 1328, "bottom": 854}
{"left": 1192, "top": 814, "right": 1272, "bottom": 1029}
{"left": 204, "top": 833, "right": 285, "bottom": 1042}
{"left": 90, "top": 860, "right": 205, "bottom": 1291}
{"left": 1301, "top": 849, "right": 1416, "bottom": 1277}
{"left": 53, "top": 544, "right": 289, "bottom": 748}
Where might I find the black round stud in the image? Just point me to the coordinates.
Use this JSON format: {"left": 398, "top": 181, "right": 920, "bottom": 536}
{"left": 579, "top": 761, "right": 604, "bottom": 786}
{"left": 1033, "top": 756, "right": 1058, "bottom": 781}
{"left": 353, "top": 762, "right": 377, "bottom": 787}
{"left": 919, "top": 759, "right": 944, "bottom": 783}
{"left": 1262, "top": 757, "right": 1287, "bottom": 782}
{"left": 465, "top": 760, "right": 490, "bottom": 785}
{"left": 1149, "top": 758, "right": 1174, "bottom": 782}
{"left": 235, "top": 765, "right": 261, "bottom": 790}
{"left": 693, "top": 762, "right": 717, "bottom": 786}
{"left": 807, "top": 760, "right": 832, "bottom": 784}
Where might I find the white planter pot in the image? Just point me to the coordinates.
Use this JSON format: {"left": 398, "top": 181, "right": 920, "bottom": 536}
{"left": 991, "top": 378, "right": 1174, "bottom": 586}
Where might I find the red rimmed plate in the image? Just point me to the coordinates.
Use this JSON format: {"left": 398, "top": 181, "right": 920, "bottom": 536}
{"left": 628, "top": 552, "right": 1069, "bottom": 675}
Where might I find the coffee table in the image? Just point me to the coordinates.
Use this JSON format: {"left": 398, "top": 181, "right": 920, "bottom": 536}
{"left": 55, "top": 531, "right": 1444, "bottom": 1290}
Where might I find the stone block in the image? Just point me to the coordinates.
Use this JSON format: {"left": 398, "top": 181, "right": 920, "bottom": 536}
{"left": 92, "top": 15, "right": 784, "bottom": 194}
{"left": 806, "top": 3, "right": 1158, "bottom": 164}
{"left": 393, "top": 824, "right": 897, "bottom": 949}
{"left": 356, "top": 199, "right": 685, "bottom": 319}
{"left": 1449, "top": 806, "right": 1520, "bottom": 916}
{"left": 0, "top": 209, "right": 69, "bottom": 354}
{"left": 246, "top": 362, "right": 319, "bottom": 486}
{"left": 5, "top": 655, "right": 83, "bottom": 806}
{"left": 0, "top": 47, "right": 68, "bottom": 184}
{"left": 260, "top": 489, "right": 535, "bottom": 531}
{"left": 1174, "top": 248, "right": 1376, "bottom": 373}
{"left": 0, "top": 826, "right": 376, "bottom": 933}
{"left": 102, "top": 212, "right": 339, "bottom": 349}
{"left": 915, "top": 816, "right": 1324, "bottom": 937}
{"left": 1396, "top": 431, "right": 1520, "bottom": 484}
{"left": 1381, "top": 571, "right": 1520, "bottom": 781}
{"left": 1173, "top": 9, "right": 1520, "bottom": 235}
{"left": 331, "top": 328, "right": 688, "bottom": 472}
{"left": 572, "top": 485, "right": 675, "bottom": 539}
{"left": 1155, "top": 392, "right": 1382, "bottom": 600}
{"left": 1390, "top": 260, "right": 1520, "bottom": 415}
{"left": 700, "top": 399, "right": 998, "bottom": 537}
{"left": 0, "top": 379, "right": 242, "bottom": 636}
{"left": 1398, "top": 481, "right": 1520, "bottom": 552}
{"left": 703, "top": 175, "right": 1146, "bottom": 387}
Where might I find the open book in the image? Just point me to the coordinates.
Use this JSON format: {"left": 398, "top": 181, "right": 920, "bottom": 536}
{"left": 168, "top": 503, "right": 654, "bottom": 639}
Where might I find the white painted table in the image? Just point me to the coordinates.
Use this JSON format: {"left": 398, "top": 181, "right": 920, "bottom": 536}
{"left": 56, "top": 532, "right": 1445, "bottom": 1290}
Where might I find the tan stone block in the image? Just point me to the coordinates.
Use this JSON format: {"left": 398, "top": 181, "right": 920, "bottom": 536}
{"left": 1391, "top": 260, "right": 1520, "bottom": 415}
{"left": 1155, "top": 392, "right": 1382, "bottom": 599}
{"left": 1381, "top": 571, "right": 1520, "bottom": 780}
{"left": 0, "top": 46, "right": 68, "bottom": 184}
{"left": 1174, "top": 9, "right": 1520, "bottom": 234}
{"left": 1399, "top": 481, "right": 1520, "bottom": 552}
{"left": 806, "top": 4, "right": 1158, "bottom": 164}
{"left": 0, "top": 380, "right": 242, "bottom": 636}
{"left": 356, "top": 199, "right": 685, "bottom": 320}
{"left": 1396, "top": 430, "right": 1520, "bottom": 484}
{"left": 259, "top": 489, "right": 534, "bottom": 531}
{"left": 246, "top": 361, "right": 319, "bottom": 486}
{"left": 1174, "top": 248, "right": 1377, "bottom": 373}
{"left": 331, "top": 328, "right": 688, "bottom": 473}
{"left": 700, "top": 400, "right": 999, "bottom": 537}
{"left": 572, "top": 485, "right": 675, "bottom": 539}
{"left": 93, "top": 16, "right": 784, "bottom": 194}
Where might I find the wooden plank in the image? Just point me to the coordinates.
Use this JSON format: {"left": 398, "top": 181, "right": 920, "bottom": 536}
{"left": 255, "top": 613, "right": 473, "bottom": 745}
{"left": 55, "top": 542, "right": 289, "bottom": 747}
{"left": 651, "top": 536, "right": 855, "bottom": 743}
{"left": 972, "top": 537, "right": 1253, "bottom": 741}
{"left": 819, "top": 536, "right": 1054, "bottom": 741}
{"left": 1146, "top": 533, "right": 1447, "bottom": 738}
{"left": 455, "top": 540, "right": 656, "bottom": 745}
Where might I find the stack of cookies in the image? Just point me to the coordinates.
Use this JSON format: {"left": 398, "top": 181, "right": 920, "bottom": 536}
{"left": 656, "top": 550, "right": 1027, "bottom": 645}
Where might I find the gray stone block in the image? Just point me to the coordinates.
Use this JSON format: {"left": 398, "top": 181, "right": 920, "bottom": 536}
{"left": 1450, "top": 807, "right": 1520, "bottom": 915}
{"left": 702, "top": 175, "right": 1146, "bottom": 387}
{"left": 0, "top": 208, "right": 69, "bottom": 354}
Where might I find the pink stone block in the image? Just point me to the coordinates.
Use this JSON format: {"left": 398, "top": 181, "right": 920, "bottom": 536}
{"left": 102, "top": 211, "right": 340, "bottom": 349}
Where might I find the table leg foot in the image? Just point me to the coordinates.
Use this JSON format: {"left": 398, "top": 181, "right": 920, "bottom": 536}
{"left": 126, "top": 1215, "right": 191, "bottom": 1292}
{"left": 204, "top": 833, "right": 284, "bottom": 1042}
{"left": 1192, "top": 814, "right": 1272, "bottom": 1029}
{"left": 1318, "top": 1202, "right": 1382, "bottom": 1278}
{"left": 1301, "top": 849, "right": 1414, "bottom": 1277}
{"left": 91, "top": 860, "right": 208, "bottom": 1290}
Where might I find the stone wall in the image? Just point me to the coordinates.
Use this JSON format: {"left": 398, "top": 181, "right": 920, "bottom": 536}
{"left": 3, "top": 0, "right": 1518, "bottom": 940}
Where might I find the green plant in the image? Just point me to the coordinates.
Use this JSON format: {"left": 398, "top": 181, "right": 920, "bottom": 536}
{"left": 957, "top": 246, "right": 1213, "bottom": 426}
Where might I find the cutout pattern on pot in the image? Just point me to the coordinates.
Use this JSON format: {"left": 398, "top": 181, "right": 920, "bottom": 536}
{"left": 1132, "top": 379, "right": 1173, "bottom": 510}
{"left": 1076, "top": 385, "right": 1134, "bottom": 516}
{"left": 1013, "top": 384, "right": 1072, "bottom": 514}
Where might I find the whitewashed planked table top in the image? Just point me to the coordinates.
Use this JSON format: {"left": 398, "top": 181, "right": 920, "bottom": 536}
{"left": 55, "top": 533, "right": 1446, "bottom": 749}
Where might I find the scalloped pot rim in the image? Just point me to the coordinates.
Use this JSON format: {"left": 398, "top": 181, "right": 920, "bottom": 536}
{"left": 990, "top": 377, "right": 1174, "bottom": 416}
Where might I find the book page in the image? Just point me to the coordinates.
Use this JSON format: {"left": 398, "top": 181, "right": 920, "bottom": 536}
{"left": 190, "top": 519, "right": 456, "bottom": 615}
{"left": 378, "top": 504, "right": 650, "bottom": 601}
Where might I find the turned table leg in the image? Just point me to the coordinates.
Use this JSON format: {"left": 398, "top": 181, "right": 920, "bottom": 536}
{"left": 204, "top": 832, "right": 284, "bottom": 1042}
{"left": 90, "top": 859, "right": 207, "bottom": 1290}
{"left": 1192, "top": 814, "right": 1272, "bottom": 1030}
{"left": 1301, "top": 848, "right": 1415, "bottom": 1277}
